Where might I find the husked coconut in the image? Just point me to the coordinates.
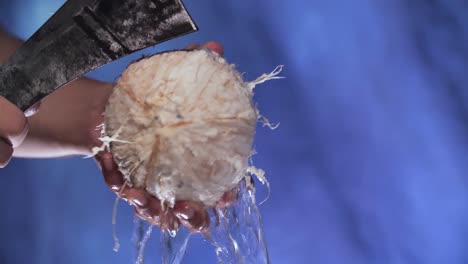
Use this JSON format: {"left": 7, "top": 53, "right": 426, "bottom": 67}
{"left": 103, "top": 49, "right": 258, "bottom": 208}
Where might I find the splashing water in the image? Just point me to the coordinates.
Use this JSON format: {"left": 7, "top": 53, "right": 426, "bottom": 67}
{"left": 131, "top": 179, "right": 270, "bottom": 264}
{"left": 206, "top": 179, "right": 270, "bottom": 264}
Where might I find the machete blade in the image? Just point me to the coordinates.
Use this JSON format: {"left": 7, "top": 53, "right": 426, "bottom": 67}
{"left": 0, "top": 0, "right": 197, "bottom": 111}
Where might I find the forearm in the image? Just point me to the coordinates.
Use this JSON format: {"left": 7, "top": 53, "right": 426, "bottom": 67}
{"left": 1, "top": 26, "right": 114, "bottom": 158}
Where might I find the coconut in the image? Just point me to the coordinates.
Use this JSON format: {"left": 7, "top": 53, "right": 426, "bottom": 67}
{"left": 102, "top": 49, "right": 258, "bottom": 208}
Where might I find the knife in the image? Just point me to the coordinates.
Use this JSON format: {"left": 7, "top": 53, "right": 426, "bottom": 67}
{"left": 0, "top": 0, "right": 197, "bottom": 112}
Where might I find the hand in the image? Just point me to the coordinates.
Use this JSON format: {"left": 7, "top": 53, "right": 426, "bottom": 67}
{"left": 95, "top": 42, "right": 229, "bottom": 233}
{"left": 0, "top": 97, "right": 37, "bottom": 167}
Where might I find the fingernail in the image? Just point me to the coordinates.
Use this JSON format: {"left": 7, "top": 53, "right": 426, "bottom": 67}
{"left": 126, "top": 189, "right": 148, "bottom": 207}
{"left": 202, "top": 42, "right": 224, "bottom": 55}
{"left": 175, "top": 212, "right": 190, "bottom": 220}
{"left": 110, "top": 185, "right": 121, "bottom": 192}
{"left": 24, "top": 102, "right": 41, "bottom": 117}
{"left": 135, "top": 207, "right": 152, "bottom": 221}
{"left": 174, "top": 206, "right": 194, "bottom": 220}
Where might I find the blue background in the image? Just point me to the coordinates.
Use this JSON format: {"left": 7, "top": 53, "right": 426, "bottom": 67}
{"left": 1, "top": 0, "right": 468, "bottom": 263}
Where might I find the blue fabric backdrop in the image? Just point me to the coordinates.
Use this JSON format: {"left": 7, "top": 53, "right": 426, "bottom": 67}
{"left": 1, "top": 0, "right": 467, "bottom": 263}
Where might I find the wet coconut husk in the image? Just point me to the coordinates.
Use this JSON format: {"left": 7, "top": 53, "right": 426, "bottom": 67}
{"left": 104, "top": 49, "right": 258, "bottom": 208}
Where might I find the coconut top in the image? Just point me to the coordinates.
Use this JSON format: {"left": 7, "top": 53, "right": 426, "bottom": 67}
{"left": 104, "top": 49, "right": 257, "bottom": 207}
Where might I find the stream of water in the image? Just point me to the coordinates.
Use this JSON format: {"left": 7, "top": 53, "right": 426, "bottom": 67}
{"left": 133, "top": 179, "right": 270, "bottom": 264}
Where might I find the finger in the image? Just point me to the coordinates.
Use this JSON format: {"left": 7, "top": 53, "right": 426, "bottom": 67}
{"left": 0, "top": 97, "right": 28, "bottom": 147}
{"left": 185, "top": 42, "right": 224, "bottom": 56}
{"left": 135, "top": 207, "right": 153, "bottom": 223}
{"left": 120, "top": 188, "right": 148, "bottom": 207}
{"left": 134, "top": 194, "right": 163, "bottom": 224}
{"left": 95, "top": 152, "right": 163, "bottom": 223}
{"left": 145, "top": 194, "right": 163, "bottom": 218}
{"left": 0, "top": 139, "right": 13, "bottom": 168}
{"left": 131, "top": 191, "right": 163, "bottom": 221}
{"left": 201, "top": 41, "right": 224, "bottom": 56}
{"left": 173, "top": 201, "right": 209, "bottom": 232}
{"left": 96, "top": 152, "right": 124, "bottom": 191}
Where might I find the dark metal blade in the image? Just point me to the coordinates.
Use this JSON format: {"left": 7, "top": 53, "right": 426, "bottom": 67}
{"left": 0, "top": 0, "right": 197, "bottom": 111}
